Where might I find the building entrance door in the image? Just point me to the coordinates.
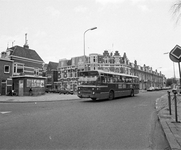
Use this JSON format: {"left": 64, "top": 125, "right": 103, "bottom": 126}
{"left": 19, "top": 80, "right": 24, "bottom": 96}
{"left": 1, "top": 82, "right": 6, "bottom": 95}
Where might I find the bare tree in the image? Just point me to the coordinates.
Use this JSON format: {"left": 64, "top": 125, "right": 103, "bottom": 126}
{"left": 172, "top": 0, "right": 181, "bottom": 23}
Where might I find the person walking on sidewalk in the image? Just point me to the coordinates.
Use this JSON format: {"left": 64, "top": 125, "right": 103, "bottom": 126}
{"left": 29, "top": 87, "right": 33, "bottom": 96}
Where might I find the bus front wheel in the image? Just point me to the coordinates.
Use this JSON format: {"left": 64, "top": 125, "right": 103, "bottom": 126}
{"left": 130, "top": 90, "right": 134, "bottom": 97}
{"left": 108, "top": 91, "right": 114, "bottom": 100}
{"left": 91, "top": 98, "right": 97, "bottom": 101}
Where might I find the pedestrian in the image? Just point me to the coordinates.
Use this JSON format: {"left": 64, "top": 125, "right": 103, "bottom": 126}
{"left": 29, "top": 87, "right": 33, "bottom": 96}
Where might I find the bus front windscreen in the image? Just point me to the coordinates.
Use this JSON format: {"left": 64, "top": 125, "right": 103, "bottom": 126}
{"left": 78, "top": 71, "right": 99, "bottom": 85}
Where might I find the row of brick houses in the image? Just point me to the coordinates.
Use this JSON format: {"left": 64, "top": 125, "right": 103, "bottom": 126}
{"left": 46, "top": 50, "right": 166, "bottom": 92}
{"left": 0, "top": 41, "right": 46, "bottom": 96}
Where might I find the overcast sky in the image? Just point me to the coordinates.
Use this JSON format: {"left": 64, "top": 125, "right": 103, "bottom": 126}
{"left": 0, "top": 0, "right": 181, "bottom": 78}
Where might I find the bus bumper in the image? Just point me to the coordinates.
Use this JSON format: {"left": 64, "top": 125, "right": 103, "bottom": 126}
{"left": 77, "top": 93, "right": 97, "bottom": 99}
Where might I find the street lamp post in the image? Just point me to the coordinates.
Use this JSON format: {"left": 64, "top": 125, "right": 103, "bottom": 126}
{"left": 156, "top": 67, "right": 162, "bottom": 88}
{"left": 83, "top": 27, "right": 97, "bottom": 70}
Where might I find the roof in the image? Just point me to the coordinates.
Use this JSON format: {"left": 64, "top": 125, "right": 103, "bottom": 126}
{"left": 0, "top": 58, "right": 14, "bottom": 62}
{"left": 9, "top": 45, "right": 43, "bottom": 62}
{"left": 48, "top": 61, "right": 58, "bottom": 70}
{"left": 123, "top": 52, "right": 127, "bottom": 59}
{"left": 12, "top": 75, "right": 47, "bottom": 79}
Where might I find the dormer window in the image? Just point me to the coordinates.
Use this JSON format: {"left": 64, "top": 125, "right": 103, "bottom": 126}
{"left": 34, "top": 68, "right": 39, "bottom": 76}
{"left": 115, "top": 57, "right": 120, "bottom": 64}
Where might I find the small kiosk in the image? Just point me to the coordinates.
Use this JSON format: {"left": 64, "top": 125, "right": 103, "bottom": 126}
{"left": 12, "top": 75, "right": 46, "bottom": 96}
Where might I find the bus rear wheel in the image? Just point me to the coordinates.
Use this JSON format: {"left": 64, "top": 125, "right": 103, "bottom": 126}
{"left": 108, "top": 91, "right": 114, "bottom": 100}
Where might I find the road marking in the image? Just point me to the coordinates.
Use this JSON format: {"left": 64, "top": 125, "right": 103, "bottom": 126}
{"left": 49, "top": 136, "right": 52, "bottom": 140}
{"left": 0, "top": 111, "right": 12, "bottom": 114}
{"left": 155, "top": 98, "right": 160, "bottom": 109}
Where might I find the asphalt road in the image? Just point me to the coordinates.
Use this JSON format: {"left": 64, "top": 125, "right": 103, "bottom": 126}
{"left": 0, "top": 91, "right": 170, "bottom": 150}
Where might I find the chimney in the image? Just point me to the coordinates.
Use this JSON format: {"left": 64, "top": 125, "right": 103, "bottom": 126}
{"left": 1, "top": 52, "right": 7, "bottom": 58}
{"left": 23, "top": 33, "right": 29, "bottom": 49}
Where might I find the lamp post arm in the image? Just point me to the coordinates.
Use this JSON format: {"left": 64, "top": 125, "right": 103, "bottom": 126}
{"left": 83, "top": 27, "right": 97, "bottom": 70}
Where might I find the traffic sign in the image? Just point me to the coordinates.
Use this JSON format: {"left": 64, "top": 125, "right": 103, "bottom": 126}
{"left": 170, "top": 45, "right": 181, "bottom": 62}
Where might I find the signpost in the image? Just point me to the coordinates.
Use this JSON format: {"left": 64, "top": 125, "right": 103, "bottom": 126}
{"left": 169, "top": 45, "right": 181, "bottom": 123}
{"left": 170, "top": 45, "right": 181, "bottom": 86}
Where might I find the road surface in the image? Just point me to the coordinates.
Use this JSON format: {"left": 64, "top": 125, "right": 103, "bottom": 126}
{"left": 0, "top": 91, "right": 170, "bottom": 150}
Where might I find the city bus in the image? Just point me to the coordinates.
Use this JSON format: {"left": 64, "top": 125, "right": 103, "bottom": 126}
{"left": 77, "top": 70, "right": 139, "bottom": 101}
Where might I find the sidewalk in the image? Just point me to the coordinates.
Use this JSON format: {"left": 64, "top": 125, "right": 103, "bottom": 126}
{"left": 157, "top": 92, "right": 181, "bottom": 150}
{"left": 0, "top": 90, "right": 147, "bottom": 103}
{"left": 0, "top": 93, "right": 81, "bottom": 103}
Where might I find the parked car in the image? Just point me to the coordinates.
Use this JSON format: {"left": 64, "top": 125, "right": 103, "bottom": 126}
{"left": 47, "top": 89, "right": 59, "bottom": 93}
{"left": 154, "top": 87, "right": 160, "bottom": 91}
{"left": 59, "top": 89, "right": 74, "bottom": 95}
{"left": 147, "top": 87, "right": 155, "bottom": 91}
{"left": 172, "top": 85, "right": 181, "bottom": 94}
{"left": 162, "top": 86, "right": 171, "bottom": 90}
{"left": 45, "top": 88, "right": 50, "bottom": 93}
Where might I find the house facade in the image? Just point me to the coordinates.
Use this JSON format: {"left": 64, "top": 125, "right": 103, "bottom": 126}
{"left": 46, "top": 61, "right": 58, "bottom": 90}
{"left": 54, "top": 50, "right": 166, "bottom": 91}
{"left": 0, "top": 54, "right": 13, "bottom": 95}
{"left": 0, "top": 43, "right": 46, "bottom": 96}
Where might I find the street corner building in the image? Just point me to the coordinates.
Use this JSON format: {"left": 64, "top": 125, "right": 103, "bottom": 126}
{"left": 0, "top": 41, "right": 46, "bottom": 96}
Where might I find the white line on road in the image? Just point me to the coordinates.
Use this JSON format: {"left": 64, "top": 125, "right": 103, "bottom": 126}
{"left": 0, "top": 111, "right": 12, "bottom": 114}
{"left": 49, "top": 136, "right": 52, "bottom": 140}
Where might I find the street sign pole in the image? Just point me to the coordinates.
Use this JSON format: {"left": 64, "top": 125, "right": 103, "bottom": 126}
{"left": 178, "top": 62, "right": 181, "bottom": 87}
{"left": 169, "top": 45, "right": 181, "bottom": 123}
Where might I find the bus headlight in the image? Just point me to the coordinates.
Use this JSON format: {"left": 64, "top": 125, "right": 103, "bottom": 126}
{"left": 92, "top": 92, "right": 95, "bottom": 95}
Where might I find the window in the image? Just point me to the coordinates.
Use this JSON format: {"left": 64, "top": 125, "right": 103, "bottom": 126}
{"left": 34, "top": 68, "right": 39, "bottom": 76}
{"left": 27, "top": 79, "right": 44, "bottom": 87}
{"left": 13, "top": 63, "right": 24, "bottom": 75}
{"left": 115, "top": 57, "right": 120, "bottom": 64}
{"left": 4, "top": 65, "right": 10, "bottom": 73}
{"left": 93, "top": 56, "right": 96, "bottom": 62}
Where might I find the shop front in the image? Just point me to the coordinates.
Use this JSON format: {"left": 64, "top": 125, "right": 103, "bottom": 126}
{"left": 12, "top": 76, "right": 46, "bottom": 96}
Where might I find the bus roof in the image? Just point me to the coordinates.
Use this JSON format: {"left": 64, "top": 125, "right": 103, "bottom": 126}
{"left": 80, "top": 70, "right": 139, "bottom": 78}
{"left": 97, "top": 70, "right": 138, "bottom": 78}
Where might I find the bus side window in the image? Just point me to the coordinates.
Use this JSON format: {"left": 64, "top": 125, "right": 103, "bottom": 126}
{"left": 113, "top": 76, "right": 118, "bottom": 83}
{"left": 122, "top": 77, "right": 125, "bottom": 82}
{"left": 110, "top": 77, "right": 113, "bottom": 83}
{"left": 119, "top": 76, "right": 122, "bottom": 82}
{"left": 107, "top": 76, "right": 110, "bottom": 83}
{"left": 97, "top": 77, "right": 101, "bottom": 84}
{"left": 101, "top": 76, "right": 105, "bottom": 83}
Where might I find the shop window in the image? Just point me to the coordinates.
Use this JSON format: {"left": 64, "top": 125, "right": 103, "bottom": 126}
{"left": 4, "top": 65, "right": 10, "bottom": 73}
